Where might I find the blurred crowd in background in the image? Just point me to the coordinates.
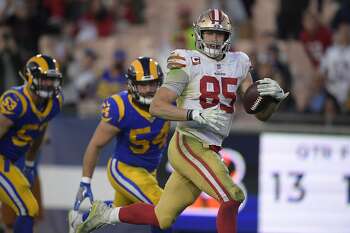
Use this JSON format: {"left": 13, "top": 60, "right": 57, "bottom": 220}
{"left": 0, "top": 0, "right": 349, "bottom": 125}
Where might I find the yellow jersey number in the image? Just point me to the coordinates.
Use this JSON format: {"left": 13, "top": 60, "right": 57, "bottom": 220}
{"left": 12, "top": 123, "right": 47, "bottom": 147}
{"left": 129, "top": 122, "right": 170, "bottom": 154}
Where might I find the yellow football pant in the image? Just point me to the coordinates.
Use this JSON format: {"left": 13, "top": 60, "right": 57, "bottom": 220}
{"left": 155, "top": 130, "right": 244, "bottom": 229}
{"left": 1, "top": 175, "right": 42, "bottom": 227}
{"left": 0, "top": 155, "right": 38, "bottom": 217}
{"left": 107, "top": 158, "right": 163, "bottom": 206}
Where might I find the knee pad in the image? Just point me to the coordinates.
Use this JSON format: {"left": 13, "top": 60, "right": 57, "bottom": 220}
{"left": 231, "top": 186, "right": 245, "bottom": 203}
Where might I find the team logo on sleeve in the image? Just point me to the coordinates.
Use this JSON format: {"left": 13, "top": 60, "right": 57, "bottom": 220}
{"left": 101, "top": 101, "right": 112, "bottom": 122}
{"left": 191, "top": 56, "right": 201, "bottom": 65}
{"left": 0, "top": 96, "right": 17, "bottom": 114}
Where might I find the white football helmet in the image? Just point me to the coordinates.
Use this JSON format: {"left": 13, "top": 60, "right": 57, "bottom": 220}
{"left": 193, "top": 9, "right": 232, "bottom": 58}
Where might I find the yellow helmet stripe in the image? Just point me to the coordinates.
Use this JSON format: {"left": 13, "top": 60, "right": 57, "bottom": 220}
{"left": 42, "top": 54, "right": 59, "bottom": 72}
{"left": 132, "top": 60, "right": 144, "bottom": 81}
{"left": 149, "top": 59, "right": 158, "bottom": 80}
{"left": 30, "top": 55, "right": 49, "bottom": 73}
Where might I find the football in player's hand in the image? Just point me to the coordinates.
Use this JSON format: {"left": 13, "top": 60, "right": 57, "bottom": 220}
{"left": 243, "top": 82, "right": 275, "bottom": 114}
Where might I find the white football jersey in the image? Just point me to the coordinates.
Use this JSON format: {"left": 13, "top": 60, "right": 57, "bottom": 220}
{"left": 166, "top": 49, "right": 251, "bottom": 146}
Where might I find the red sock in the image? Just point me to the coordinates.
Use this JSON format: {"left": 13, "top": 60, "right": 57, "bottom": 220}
{"left": 216, "top": 200, "right": 241, "bottom": 233}
{"left": 119, "top": 203, "right": 159, "bottom": 227}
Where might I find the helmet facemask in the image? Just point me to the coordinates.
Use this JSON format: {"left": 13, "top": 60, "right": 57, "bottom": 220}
{"left": 128, "top": 79, "right": 162, "bottom": 106}
{"left": 21, "top": 54, "right": 63, "bottom": 100}
{"left": 195, "top": 29, "right": 231, "bottom": 58}
{"left": 28, "top": 67, "right": 62, "bottom": 99}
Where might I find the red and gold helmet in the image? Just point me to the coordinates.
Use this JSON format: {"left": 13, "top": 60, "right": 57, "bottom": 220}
{"left": 193, "top": 9, "right": 232, "bottom": 58}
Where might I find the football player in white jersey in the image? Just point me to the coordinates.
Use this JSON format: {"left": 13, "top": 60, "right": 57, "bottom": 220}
{"left": 73, "top": 9, "right": 288, "bottom": 233}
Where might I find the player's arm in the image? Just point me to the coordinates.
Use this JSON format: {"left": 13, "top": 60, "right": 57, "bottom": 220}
{"left": 255, "top": 77, "right": 289, "bottom": 121}
{"left": 150, "top": 87, "right": 188, "bottom": 121}
{"left": 25, "top": 126, "right": 47, "bottom": 162}
{"left": 150, "top": 69, "right": 189, "bottom": 120}
{"left": 150, "top": 51, "right": 195, "bottom": 121}
{"left": 237, "top": 72, "right": 254, "bottom": 97}
{"left": 82, "top": 121, "right": 120, "bottom": 179}
{"left": 0, "top": 114, "right": 13, "bottom": 139}
{"left": 74, "top": 96, "right": 122, "bottom": 210}
{"left": 254, "top": 101, "right": 279, "bottom": 121}
{"left": 74, "top": 121, "right": 119, "bottom": 210}
{"left": 238, "top": 73, "right": 288, "bottom": 121}
{"left": 238, "top": 75, "right": 276, "bottom": 121}
{"left": 22, "top": 126, "right": 47, "bottom": 185}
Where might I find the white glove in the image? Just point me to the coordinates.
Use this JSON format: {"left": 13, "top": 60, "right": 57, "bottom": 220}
{"left": 257, "top": 78, "right": 289, "bottom": 101}
{"left": 189, "top": 107, "right": 226, "bottom": 131}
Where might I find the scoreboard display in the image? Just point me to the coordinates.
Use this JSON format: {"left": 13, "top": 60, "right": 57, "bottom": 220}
{"left": 259, "top": 133, "right": 350, "bottom": 233}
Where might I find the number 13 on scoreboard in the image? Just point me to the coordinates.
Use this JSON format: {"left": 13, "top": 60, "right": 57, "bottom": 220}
{"left": 258, "top": 133, "right": 350, "bottom": 233}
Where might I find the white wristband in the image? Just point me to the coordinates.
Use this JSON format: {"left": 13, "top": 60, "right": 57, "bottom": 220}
{"left": 81, "top": 177, "right": 91, "bottom": 184}
{"left": 25, "top": 160, "right": 35, "bottom": 167}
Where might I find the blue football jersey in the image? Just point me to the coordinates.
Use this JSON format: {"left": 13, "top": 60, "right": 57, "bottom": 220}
{"left": 0, "top": 85, "right": 63, "bottom": 162}
{"left": 101, "top": 91, "right": 170, "bottom": 171}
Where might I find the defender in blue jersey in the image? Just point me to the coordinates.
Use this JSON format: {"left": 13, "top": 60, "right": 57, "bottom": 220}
{"left": 69, "top": 57, "right": 172, "bottom": 233}
{"left": 0, "top": 54, "right": 63, "bottom": 233}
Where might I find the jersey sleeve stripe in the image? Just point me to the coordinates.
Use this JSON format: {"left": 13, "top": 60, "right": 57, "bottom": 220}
{"left": 111, "top": 95, "right": 125, "bottom": 122}
{"left": 167, "top": 55, "right": 186, "bottom": 61}
{"left": 167, "top": 58, "right": 187, "bottom": 64}
{"left": 167, "top": 62, "right": 186, "bottom": 69}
